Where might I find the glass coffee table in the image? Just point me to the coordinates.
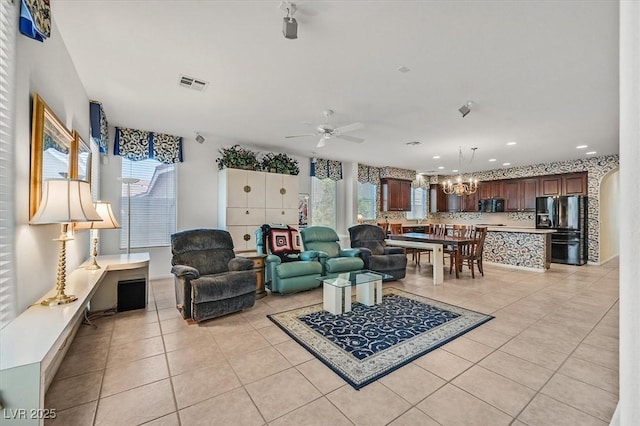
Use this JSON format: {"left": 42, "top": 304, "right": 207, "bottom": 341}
{"left": 316, "top": 270, "right": 392, "bottom": 315}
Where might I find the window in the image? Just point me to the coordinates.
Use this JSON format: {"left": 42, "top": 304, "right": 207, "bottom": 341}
{"left": 120, "top": 158, "right": 176, "bottom": 249}
{"left": 358, "top": 182, "right": 377, "bottom": 220}
{"left": 311, "top": 177, "right": 337, "bottom": 228}
{"left": 406, "top": 187, "right": 427, "bottom": 220}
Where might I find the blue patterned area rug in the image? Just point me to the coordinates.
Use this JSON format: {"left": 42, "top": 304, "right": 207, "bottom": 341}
{"left": 267, "top": 287, "right": 493, "bottom": 390}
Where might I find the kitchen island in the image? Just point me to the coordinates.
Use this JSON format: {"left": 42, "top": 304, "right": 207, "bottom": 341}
{"left": 482, "top": 226, "right": 556, "bottom": 270}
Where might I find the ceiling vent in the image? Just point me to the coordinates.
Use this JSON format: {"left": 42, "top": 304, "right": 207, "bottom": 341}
{"left": 178, "top": 75, "right": 209, "bottom": 92}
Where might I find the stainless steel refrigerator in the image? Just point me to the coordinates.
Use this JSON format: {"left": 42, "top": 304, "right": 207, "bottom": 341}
{"left": 535, "top": 196, "right": 588, "bottom": 265}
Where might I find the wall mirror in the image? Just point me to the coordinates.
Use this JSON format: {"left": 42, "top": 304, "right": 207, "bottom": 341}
{"left": 30, "top": 93, "right": 74, "bottom": 219}
{"left": 72, "top": 130, "right": 92, "bottom": 182}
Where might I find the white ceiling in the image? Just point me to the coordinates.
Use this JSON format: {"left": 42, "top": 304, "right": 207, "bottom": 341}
{"left": 52, "top": 0, "right": 619, "bottom": 174}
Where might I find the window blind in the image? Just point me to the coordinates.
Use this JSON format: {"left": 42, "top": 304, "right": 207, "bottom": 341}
{"left": 120, "top": 158, "right": 176, "bottom": 249}
{"left": 0, "top": 0, "right": 18, "bottom": 328}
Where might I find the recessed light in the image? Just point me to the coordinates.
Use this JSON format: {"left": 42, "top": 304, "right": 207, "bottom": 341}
{"left": 452, "top": 169, "right": 459, "bottom": 173}
{"left": 506, "top": 141, "right": 517, "bottom": 146}
{"left": 488, "top": 158, "right": 497, "bottom": 162}
{"left": 433, "top": 155, "right": 440, "bottom": 159}
{"left": 586, "top": 151, "right": 597, "bottom": 155}
{"left": 438, "top": 166, "right": 445, "bottom": 170}
{"left": 502, "top": 162, "right": 511, "bottom": 166}
{"left": 397, "top": 65, "right": 411, "bottom": 73}
{"left": 576, "top": 145, "right": 588, "bottom": 149}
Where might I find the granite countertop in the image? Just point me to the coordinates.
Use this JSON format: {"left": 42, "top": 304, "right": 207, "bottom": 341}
{"left": 484, "top": 226, "right": 556, "bottom": 233}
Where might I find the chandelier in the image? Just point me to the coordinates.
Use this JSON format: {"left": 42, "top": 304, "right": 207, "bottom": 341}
{"left": 442, "top": 147, "right": 479, "bottom": 196}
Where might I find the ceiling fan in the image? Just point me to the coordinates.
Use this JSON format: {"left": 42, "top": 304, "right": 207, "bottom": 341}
{"left": 285, "top": 109, "right": 364, "bottom": 148}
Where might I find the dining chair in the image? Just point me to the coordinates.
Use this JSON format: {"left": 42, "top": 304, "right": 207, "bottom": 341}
{"left": 446, "top": 224, "right": 474, "bottom": 275}
{"left": 458, "top": 226, "right": 488, "bottom": 278}
{"left": 389, "top": 223, "right": 403, "bottom": 235}
{"left": 414, "top": 223, "right": 435, "bottom": 265}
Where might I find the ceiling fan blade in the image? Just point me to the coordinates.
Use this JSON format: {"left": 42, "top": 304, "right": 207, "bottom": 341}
{"left": 335, "top": 122, "right": 363, "bottom": 133}
{"left": 285, "top": 134, "right": 316, "bottom": 138}
{"left": 316, "top": 137, "right": 326, "bottom": 148}
{"left": 335, "top": 134, "right": 365, "bottom": 143}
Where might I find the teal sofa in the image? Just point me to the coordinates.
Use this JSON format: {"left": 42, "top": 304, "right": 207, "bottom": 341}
{"left": 300, "top": 226, "right": 364, "bottom": 274}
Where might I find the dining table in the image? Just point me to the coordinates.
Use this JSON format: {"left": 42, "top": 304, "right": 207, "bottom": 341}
{"left": 385, "top": 232, "right": 475, "bottom": 284}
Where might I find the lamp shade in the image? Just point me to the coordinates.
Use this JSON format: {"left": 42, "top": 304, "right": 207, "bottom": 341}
{"left": 75, "top": 201, "right": 121, "bottom": 230}
{"left": 31, "top": 179, "right": 102, "bottom": 224}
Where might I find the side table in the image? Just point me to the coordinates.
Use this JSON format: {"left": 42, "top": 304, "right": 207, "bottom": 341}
{"left": 236, "top": 251, "right": 267, "bottom": 299}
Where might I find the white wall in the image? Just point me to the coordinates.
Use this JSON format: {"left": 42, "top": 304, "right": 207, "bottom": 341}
{"left": 99, "top": 138, "right": 312, "bottom": 279}
{"left": 598, "top": 169, "right": 619, "bottom": 263}
{"left": 14, "top": 21, "right": 91, "bottom": 311}
{"left": 615, "top": 1, "right": 640, "bottom": 424}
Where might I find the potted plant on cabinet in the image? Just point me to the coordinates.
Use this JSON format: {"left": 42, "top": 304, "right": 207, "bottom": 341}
{"left": 261, "top": 152, "right": 300, "bottom": 175}
{"left": 216, "top": 145, "right": 259, "bottom": 171}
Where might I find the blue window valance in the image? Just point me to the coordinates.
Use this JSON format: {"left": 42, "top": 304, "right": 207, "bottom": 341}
{"left": 19, "top": 0, "right": 51, "bottom": 42}
{"left": 89, "top": 101, "right": 108, "bottom": 154}
{"left": 357, "top": 164, "right": 380, "bottom": 184}
{"left": 310, "top": 159, "right": 342, "bottom": 181}
{"left": 114, "top": 127, "right": 183, "bottom": 164}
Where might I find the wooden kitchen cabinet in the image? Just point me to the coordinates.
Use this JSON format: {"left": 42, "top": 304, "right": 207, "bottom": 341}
{"left": 538, "top": 172, "right": 587, "bottom": 196}
{"left": 478, "top": 180, "right": 503, "bottom": 199}
{"left": 381, "top": 178, "right": 412, "bottom": 211}
{"left": 504, "top": 178, "right": 538, "bottom": 212}
{"left": 538, "top": 175, "right": 562, "bottom": 196}
{"left": 562, "top": 172, "right": 587, "bottom": 195}
{"left": 460, "top": 191, "right": 478, "bottom": 212}
{"left": 429, "top": 184, "right": 448, "bottom": 212}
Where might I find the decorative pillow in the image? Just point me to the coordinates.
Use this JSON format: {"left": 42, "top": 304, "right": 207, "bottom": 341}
{"left": 289, "top": 226, "right": 303, "bottom": 251}
{"left": 263, "top": 224, "right": 301, "bottom": 263}
{"left": 269, "top": 229, "right": 292, "bottom": 253}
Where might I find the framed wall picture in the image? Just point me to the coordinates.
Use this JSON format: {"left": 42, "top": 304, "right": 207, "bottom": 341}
{"left": 298, "top": 193, "right": 309, "bottom": 227}
{"left": 29, "top": 93, "right": 74, "bottom": 219}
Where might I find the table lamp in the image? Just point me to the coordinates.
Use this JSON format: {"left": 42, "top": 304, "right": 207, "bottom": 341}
{"left": 75, "top": 201, "right": 121, "bottom": 270}
{"left": 30, "top": 179, "right": 102, "bottom": 306}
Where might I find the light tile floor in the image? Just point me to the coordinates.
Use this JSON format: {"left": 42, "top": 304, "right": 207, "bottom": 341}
{"left": 45, "top": 258, "right": 619, "bottom": 426}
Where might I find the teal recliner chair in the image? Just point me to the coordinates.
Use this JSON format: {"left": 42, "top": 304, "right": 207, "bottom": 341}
{"left": 256, "top": 225, "right": 323, "bottom": 294}
{"left": 300, "top": 226, "right": 364, "bottom": 274}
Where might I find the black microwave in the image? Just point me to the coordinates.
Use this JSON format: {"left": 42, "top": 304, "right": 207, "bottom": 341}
{"left": 478, "top": 198, "right": 505, "bottom": 213}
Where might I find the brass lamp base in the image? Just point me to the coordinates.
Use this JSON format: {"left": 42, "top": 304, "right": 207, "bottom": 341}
{"left": 41, "top": 294, "right": 78, "bottom": 306}
{"left": 41, "top": 224, "right": 78, "bottom": 307}
{"left": 84, "top": 235, "right": 102, "bottom": 270}
{"left": 85, "top": 257, "right": 101, "bottom": 270}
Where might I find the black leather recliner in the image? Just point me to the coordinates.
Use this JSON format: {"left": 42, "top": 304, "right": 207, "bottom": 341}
{"left": 348, "top": 224, "right": 407, "bottom": 280}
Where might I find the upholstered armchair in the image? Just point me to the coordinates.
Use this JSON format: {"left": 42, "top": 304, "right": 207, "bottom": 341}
{"left": 170, "top": 229, "right": 256, "bottom": 323}
{"left": 256, "top": 224, "right": 323, "bottom": 294}
{"left": 299, "top": 226, "right": 364, "bottom": 274}
{"left": 348, "top": 224, "right": 407, "bottom": 280}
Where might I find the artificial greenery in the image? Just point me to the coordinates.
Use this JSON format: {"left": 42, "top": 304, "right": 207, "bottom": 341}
{"left": 216, "top": 145, "right": 259, "bottom": 171}
{"left": 216, "top": 145, "right": 299, "bottom": 175}
{"left": 260, "top": 152, "right": 300, "bottom": 175}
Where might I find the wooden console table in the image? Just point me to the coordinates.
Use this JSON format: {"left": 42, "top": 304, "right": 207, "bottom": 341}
{"left": 0, "top": 253, "right": 149, "bottom": 425}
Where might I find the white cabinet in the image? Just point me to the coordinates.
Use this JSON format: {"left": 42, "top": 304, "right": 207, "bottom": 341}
{"left": 219, "top": 169, "right": 299, "bottom": 250}
{"left": 265, "top": 173, "right": 298, "bottom": 225}
{"left": 223, "top": 168, "right": 266, "bottom": 207}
